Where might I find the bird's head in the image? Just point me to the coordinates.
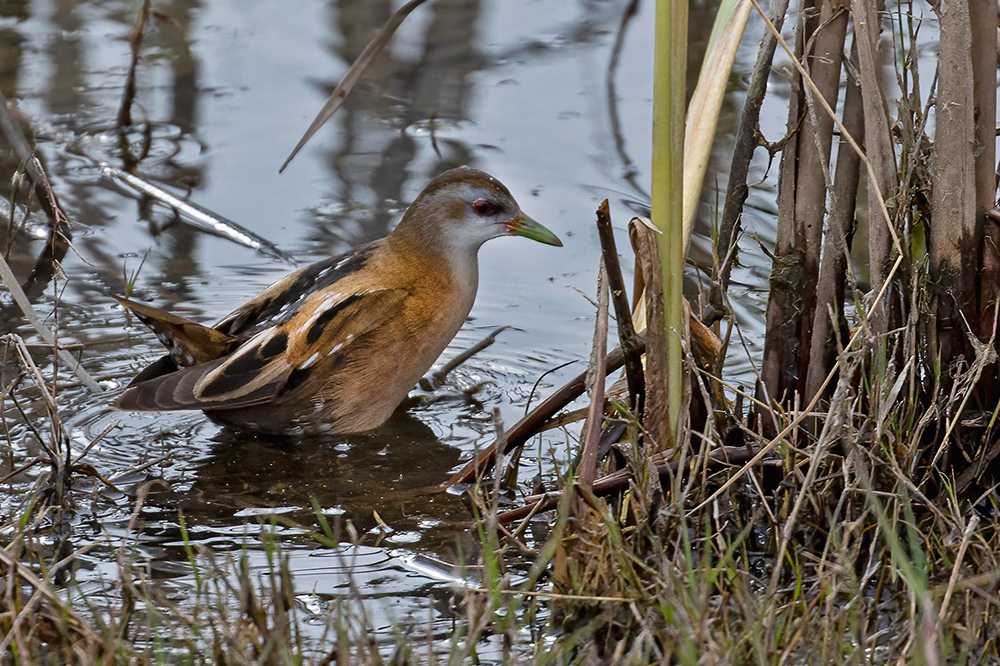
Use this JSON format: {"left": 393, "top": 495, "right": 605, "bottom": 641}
{"left": 392, "top": 167, "right": 562, "bottom": 252}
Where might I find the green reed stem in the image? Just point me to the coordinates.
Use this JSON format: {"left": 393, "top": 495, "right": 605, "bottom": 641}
{"left": 652, "top": 0, "right": 687, "bottom": 445}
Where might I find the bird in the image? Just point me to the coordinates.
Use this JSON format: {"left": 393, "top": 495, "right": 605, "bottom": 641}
{"left": 114, "top": 166, "right": 562, "bottom": 435}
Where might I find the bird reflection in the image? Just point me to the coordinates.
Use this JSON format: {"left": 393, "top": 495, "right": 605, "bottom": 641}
{"left": 175, "top": 412, "right": 467, "bottom": 541}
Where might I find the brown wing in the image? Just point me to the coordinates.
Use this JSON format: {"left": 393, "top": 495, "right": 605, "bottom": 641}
{"left": 213, "top": 240, "right": 383, "bottom": 338}
{"left": 114, "top": 288, "right": 408, "bottom": 413}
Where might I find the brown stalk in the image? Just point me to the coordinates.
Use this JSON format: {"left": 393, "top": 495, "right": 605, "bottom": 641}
{"left": 929, "top": 0, "right": 977, "bottom": 363}
{"left": 694, "top": 0, "right": 908, "bottom": 515}
{"left": 280, "top": 0, "right": 432, "bottom": 172}
{"left": 629, "top": 217, "right": 670, "bottom": 451}
{"left": 804, "top": 40, "right": 865, "bottom": 403}
{"left": 595, "top": 200, "right": 645, "bottom": 411}
{"left": 443, "top": 334, "right": 646, "bottom": 487}
{"left": 709, "top": 0, "right": 791, "bottom": 323}
{"left": 750, "top": 0, "right": 898, "bottom": 246}
{"left": 972, "top": 1, "right": 999, "bottom": 342}
{"left": 760, "top": 0, "right": 848, "bottom": 418}
{"left": 578, "top": 264, "right": 609, "bottom": 492}
{"left": 116, "top": 0, "right": 151, "bottom": 128}
{"left": 855, "top": 0, "right": 899, "bottom": 337}
{"left": 758, "top": 3, "right": 810, "bottom": 418}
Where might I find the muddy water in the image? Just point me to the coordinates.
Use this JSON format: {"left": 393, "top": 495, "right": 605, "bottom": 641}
{"left": 0, "top": 0, "right": 786, "bottom": 654}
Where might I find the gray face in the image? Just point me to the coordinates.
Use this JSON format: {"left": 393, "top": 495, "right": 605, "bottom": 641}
{"left": 423, "top": 181, "right": 523, "bottom": 250}
{"left": 397, "top": 167, "right": 561, "bottom": 251}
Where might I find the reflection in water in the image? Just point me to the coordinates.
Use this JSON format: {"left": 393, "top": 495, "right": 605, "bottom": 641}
{"left": 321, "top": 0, "right": 485, "bottom": 249}
{"left": 137, "top": 0, "right": 207, "bottom": 304}
{"left": 176, "top": 413, "right": 466, "bottom": 541}
{"left": 606, "top": 0, "right": 646, "bottom": 201}
{"left": 163, "top": 0, "right": 201, "bottom": 135}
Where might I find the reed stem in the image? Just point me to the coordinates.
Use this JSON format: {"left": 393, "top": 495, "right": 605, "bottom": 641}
{"left": 652, "top": 0, "right": 687, "bottom": 447}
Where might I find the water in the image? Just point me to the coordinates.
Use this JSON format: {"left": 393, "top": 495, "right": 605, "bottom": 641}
{"left": 0, "top": 0, "right": 786, "bottom": 655}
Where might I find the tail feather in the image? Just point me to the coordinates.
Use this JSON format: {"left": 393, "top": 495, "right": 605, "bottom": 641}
{"left": 116, "top": 296, "right": 239, "bottom": 367}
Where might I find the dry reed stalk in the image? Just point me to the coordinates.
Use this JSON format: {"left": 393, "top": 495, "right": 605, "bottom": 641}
{"left": 745, "top": 0, "right": 906, "bottom": 455}
{"left": 444, "top": 335, "right": 646, "bottom": 487}
{"left": 855, "top": 0, "right": 899, "bottom": 336}
{"left": 630, "top": 218, "right": 671, "bottom": 451}
{"left": 0, "top": 266, "right": 102, "bottom": 393}
{"left": 761, "top": 0, "right": 848, "bottom": 415}
{"left": 281, "top": 0, "right": 432, "bottom": 172}
{"left": 971, "top": 1, "right": 999, "bottom": 341}
{"left": 595, "top": 200, "right": 645, "bottom": 411}
{"left": 553, "top": 265, "right": 612, "bottom": 603}
{"left": 0, "top": 546, "right": 101, "bottom": 653}
{"left": 680, "top": 0, "right": 752, "bottom": 249}
{"left": 929, "top": 0, "right": 977, "bottom": 363}
{"left": 0, "top": 93, "right": 73, "bottom": 298}
{"left": 578, "top": 264, "right": 609, "bottom": 493}
{"left": 710, "top": 0, "right": 790, "bottom": 321}
{"left": 496, "top": 445, "right": 770, "bottom": 525}
{"left": 804, "top": 41, "right": 865, "bottom": 403}
{"left": 0, "top": 95, "right": 70, "bottom": 239}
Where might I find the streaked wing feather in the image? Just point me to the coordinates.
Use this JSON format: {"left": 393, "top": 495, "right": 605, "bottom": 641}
{"left": 114, "top": 356, "right": 279, "bottom": 411}
{"left": 116, "top": 287, "right": 408, "bottom": 413}
{"left": 274, "top": 288, "right": 409, "bottom": 396}
{"left": 214, "top": 241, "right": 383, "bottom": 338}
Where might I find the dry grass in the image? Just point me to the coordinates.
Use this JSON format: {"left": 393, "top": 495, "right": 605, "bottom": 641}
{"left": 5, "top": 301, "right": 1000, "bottom": 664}
{"left": 533, "top": 332, "right": 1000, "bottom": 664}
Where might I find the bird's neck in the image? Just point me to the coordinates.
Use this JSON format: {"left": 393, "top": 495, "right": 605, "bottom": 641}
{"left": 387, "top": 225, "right": 480, "bottom": 297}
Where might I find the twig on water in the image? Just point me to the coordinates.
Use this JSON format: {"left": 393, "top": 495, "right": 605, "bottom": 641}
{"left": 496, "top": 445, "right": 775, "bottom": 525}
{"left": 420, "top": 325, "right": 509, "bottom": 390}
{"left": 444, "top": 332, "right": 646, "bottom": 488}
{"left": 94, "top": 160, "right": 294, "bottom": 263}
{"left": 20, "top": 157, "right": 73, "bottom": 298}
{"left": 109, "top": 451, "right": 176, "bottom": 483}
{"left": 0, "top": 92, "right": 73, "bottom": 297}
{"left": 280, "top": 0, "right": 432, "bottom": 172}
{"left": 117, "top": 0, "right": 152, "bottom": 128}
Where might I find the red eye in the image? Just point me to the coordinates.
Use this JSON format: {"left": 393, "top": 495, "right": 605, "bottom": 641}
{"left": 473, "top": 199, "right": 496, "bottom": 216}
